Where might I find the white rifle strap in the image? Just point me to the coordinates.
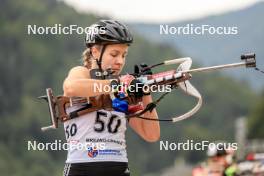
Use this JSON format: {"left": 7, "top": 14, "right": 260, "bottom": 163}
{"left": 169, "top": 57, "right": 203, "bottom": 122}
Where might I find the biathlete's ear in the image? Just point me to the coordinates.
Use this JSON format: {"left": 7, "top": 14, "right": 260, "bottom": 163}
{"left": 90, "top": 46, "right": 101, "bottom": 59}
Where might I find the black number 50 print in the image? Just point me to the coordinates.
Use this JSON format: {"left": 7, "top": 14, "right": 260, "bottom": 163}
{"left": 65, "top": 123, "right": 77, "bottom": 139}
{"left": 94, "top": 111, "right": 121, "bottom": 134}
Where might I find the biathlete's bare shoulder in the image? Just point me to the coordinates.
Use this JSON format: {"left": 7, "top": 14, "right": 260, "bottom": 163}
{"left": 66, "top": 66, "right": 91, "bottom": 79}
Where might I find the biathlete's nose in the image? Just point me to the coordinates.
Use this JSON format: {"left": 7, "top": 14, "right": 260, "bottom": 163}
{"left": 115, "top": 56, "right": 125, "bottom": 65}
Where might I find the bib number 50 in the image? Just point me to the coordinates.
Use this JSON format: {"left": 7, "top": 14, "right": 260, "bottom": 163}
{"left": 65, "top": 123, "right": 77, "bottom": 139}
{"left": 94, "top": 111, "right": 121, "bottom": 134}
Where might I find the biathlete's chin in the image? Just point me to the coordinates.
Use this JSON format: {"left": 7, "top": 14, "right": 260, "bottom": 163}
{"left": 111, "top": 69, "right": 122, "bottom": 75}
{"left": 113, "top": 70, "right": 121, "bottom": 75}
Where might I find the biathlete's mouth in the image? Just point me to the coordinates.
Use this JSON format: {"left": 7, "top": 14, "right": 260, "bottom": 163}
{"left": 112, "top": 69, "right": 120, "bottom": 73}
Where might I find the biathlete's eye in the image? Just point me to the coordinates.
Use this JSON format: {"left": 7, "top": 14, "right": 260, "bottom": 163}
{"left": 110, "top": 52, "right": 118, "bottom": 57}
{"left": 110, "top": 53, "right": 118, "bottom": 57}
{"left": 122, "top": 53, "right": 128, "bottom": 58}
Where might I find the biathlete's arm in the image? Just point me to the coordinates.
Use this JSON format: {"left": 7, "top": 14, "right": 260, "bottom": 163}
{"left": 129, "top": 95, "right": 160, "bottom": 142}
{"left": 63, "top": 66, "right": 112, "bottom": 97}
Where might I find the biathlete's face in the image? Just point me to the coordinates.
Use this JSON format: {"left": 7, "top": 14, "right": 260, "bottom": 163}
{"left": 92, "top": 44, "right": 129, "bottom": 75}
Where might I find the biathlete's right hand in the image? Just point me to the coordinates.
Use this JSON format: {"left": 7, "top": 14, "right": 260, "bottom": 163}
{"left": 119, "top": 74, "right": 135, "bottom": 94}
{"left": 119, "top": 74, "right": 135, "bottom": 87}
{"left": 119, "top": 74, "right": 146, "bottom": 98}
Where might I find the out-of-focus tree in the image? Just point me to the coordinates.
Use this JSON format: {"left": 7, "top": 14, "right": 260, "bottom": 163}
{"left": 248, "top": 91, "right": 264, "bottom": 139}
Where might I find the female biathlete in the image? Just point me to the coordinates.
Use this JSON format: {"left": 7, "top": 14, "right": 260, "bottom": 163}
{"left": 62, "top": 20, "right": 160, "bottom": 176}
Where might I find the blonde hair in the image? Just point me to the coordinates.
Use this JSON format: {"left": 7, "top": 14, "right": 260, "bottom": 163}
{"left": 82, "top": 45, "right": 101, "bottom": 69}
{"left": 82, "top": 48, "right": 92, "bottom": 69}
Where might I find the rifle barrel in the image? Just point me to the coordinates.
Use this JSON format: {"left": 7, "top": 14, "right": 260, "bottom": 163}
{"left": 185, "top": 62, "right": 246, "bottom": 73}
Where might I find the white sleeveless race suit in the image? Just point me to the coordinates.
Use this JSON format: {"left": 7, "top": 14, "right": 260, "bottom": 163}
{"left": 64, "top": 105, "right": 128, "bottom": 163}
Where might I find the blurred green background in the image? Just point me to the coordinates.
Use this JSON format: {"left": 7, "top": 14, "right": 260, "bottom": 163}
{"left": 0, "top": 0, "right": 263, "bottom": 175}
